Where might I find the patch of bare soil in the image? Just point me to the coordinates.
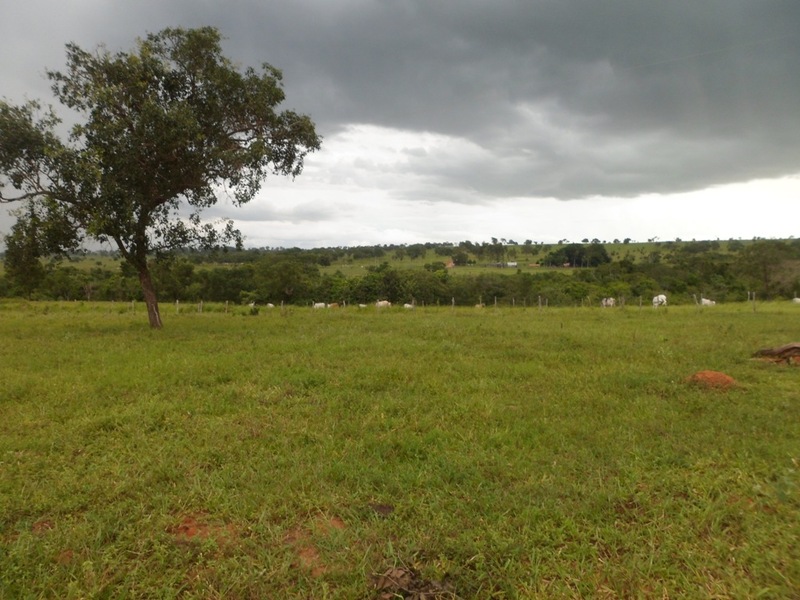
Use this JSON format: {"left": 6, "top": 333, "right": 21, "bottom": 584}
{"left": 368, "top": 503, "right": 395, "bottom": 517}
{"left": 168, "top": 514, "right": 237, "bottom": 548}
{"left": 686, "top": 370, "right": 738, "bottom": 390}
{"left": 284, "top": 514, "right": 347, "bottom": 578}
{"left": 371, "top": 566, "right": 458, "bottom": 599}
{"left": 31, "top": 519, "right": 54, "bottom": 534}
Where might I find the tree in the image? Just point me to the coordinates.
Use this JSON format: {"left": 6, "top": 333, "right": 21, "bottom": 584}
{"left": 0, "top": 27, "right": 320, "bottom": 328}
{"left": 451, "top": 250, "right": 469, "bottom": 266}
{"left": 407, "top": 244, "right": 427, "bottom": 260}
{"left": 584, "top": 243, "right": 611, "bottom": 267}
{"left": 252, "top": 254, "right": 320, "bottom": 304}
{"left": 736, "top": 240, "right": 792, "bottom": 298}
{"left": 3, "top": 209, "right": 48, "bottom": 297}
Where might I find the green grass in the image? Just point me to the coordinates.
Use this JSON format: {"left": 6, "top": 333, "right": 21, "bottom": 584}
{"left": 1, "top": 300, "right": 798, "bottom": 598}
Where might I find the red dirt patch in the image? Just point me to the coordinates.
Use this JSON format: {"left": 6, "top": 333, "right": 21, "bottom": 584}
{"left": 32, "top": 520, "right": 54, "bottom": 534}
{"left": 298, "top": 545, "right": 326, "bottom": 578}
{"left": 284, "top": 514, "right": 347, "bottom": 578}
{"left": 686, "top": 370, "right": 738, "bottom": 390}
{"left": 168, "top": 515, "right": 237, "bottom": 547}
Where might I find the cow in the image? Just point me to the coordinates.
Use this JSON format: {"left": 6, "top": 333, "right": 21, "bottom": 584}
{"left": 266, "top": 303, "right": 275, "bottom": 308}
{"left": 312, "top": 302, "right": 327, "bottom": 309}
{"left": 601, "top": 297, "right": 615, "bottom": 308}
{"left": 793, "top": 297, "right": 800, "bottom": 304}
{"left": 652, "top": 294, "right": 668, "bottom": 307}
{"left": 328, "top": 302, "right": 340, "bottom": 309}
{"left": 700, "top": 297, "right": 716, "bottom": 306}
{"left": 403, "top": 303, "right": 415, "bottom": 309}
{"left": 375, "top": 300, "right": 391, "bottom": 308}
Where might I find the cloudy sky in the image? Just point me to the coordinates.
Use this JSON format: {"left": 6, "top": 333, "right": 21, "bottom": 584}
{"left": 1, "top": 0, "right": 798, "bottom": 249}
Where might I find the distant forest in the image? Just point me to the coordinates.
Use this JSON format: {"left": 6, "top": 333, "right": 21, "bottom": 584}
{"left": 2, "top": 238, "right": 799, "bottom": 306}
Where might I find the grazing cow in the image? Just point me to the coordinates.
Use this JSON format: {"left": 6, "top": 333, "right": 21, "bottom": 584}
{"left": 266, "top": 303, "right": 275, "bottom": 308}
{"left": 792, "top": 298, "right": 800, "bottom": 304}
{"left": 700, "top": 297, "right": 716, "bottom": 306}
{"left": 358, "top": 303, "right": 368, "bottom": 308}
{"left": 312, "top": 302, "right": 327, "bottom": 309}
{"left": 601, "top": 297, "right": 615, "bottom": 308}
{"left": 652, "top": 294, "right": 668, "bottom": 307}
{"left": 403, "top": 303, "right": 415, "bottom": 309}
{"left": 328, "top": 302, "right": 340, "bottom": 309}
{"left": 375, "top": 300, "right": 391, "bottom": 308}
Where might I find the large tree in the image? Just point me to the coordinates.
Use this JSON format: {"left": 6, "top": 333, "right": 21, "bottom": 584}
{"left": 0, "top": 26, "right": 321, "bottom": 327}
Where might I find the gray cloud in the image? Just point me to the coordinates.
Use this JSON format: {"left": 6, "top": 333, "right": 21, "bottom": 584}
{"left": 2, "top": 0, "right": 799, "bottom": 214}
{"left": 223, "top": 0, "right": 800, "bottom": 199}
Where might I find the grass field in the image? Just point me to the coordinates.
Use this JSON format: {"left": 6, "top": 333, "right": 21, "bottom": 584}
{"left": 1, "top": 300, "right": 798, "bottom": 598}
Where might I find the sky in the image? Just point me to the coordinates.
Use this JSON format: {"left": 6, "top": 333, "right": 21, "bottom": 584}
{"left": 1, "top": 0, "right": 798, "bottom": 249}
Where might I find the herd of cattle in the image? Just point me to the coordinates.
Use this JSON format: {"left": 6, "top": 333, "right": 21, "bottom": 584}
{"left": 312, "top": 300, "right": 415, "bottom": 309}
{"left": 294, "top": 295, "right": 800, "bottom": 309}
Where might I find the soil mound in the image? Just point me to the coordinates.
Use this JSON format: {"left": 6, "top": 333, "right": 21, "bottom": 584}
{"left": 686, "top": 370, "right": 737, "bottom": 390}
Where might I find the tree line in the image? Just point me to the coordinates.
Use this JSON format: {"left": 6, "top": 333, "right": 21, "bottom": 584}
{"left": 2, "top": 239, "right": 798, "bottom": 307}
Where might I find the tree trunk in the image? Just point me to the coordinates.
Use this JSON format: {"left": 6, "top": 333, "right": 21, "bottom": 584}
{"left": 138, "top": 267, "right": 163, "bottom": 329}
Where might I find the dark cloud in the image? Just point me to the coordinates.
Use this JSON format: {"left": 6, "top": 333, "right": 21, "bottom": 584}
{"left": 225, "top": 0, "right": 800, "bottom": 198}
{"left": 2, "top": 0, "right": 799, "bottom": 205}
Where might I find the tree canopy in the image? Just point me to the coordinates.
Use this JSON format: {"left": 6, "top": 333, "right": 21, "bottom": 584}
{"left": 0, "top": 26, "right": 321, "bottom": 327}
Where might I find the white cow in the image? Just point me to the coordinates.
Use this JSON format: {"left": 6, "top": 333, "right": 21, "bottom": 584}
{"left": 403, "top": 303, "right": 415, "bottom": 309}
{"left": 601, "top": 297, "right": 615, "bottom": 308}
{"left": 652, "top": 294, "right": 668, "bottom": 307}
{"left": 793, "top": 298, "right": 800, "bottom": 304}
{"left": 700, "top": 297, "right": 716, "bottom": 306}
{"left": 312, "top": 302, "right": 327, "bottom": 309}
{"left": 375, "top": 300, "right": 392, "bottom": 308}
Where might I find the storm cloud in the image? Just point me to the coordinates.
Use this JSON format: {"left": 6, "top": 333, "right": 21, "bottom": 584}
{"left": 1, "top": 0, "right": 798, "bottom": 246}
{"left": 226, "top": 0, "right": 800, "bottom": 198}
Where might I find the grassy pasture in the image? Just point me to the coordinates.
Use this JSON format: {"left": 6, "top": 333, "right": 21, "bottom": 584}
{"left": 1, "top": 301, "right": 798, "bottom": 598}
